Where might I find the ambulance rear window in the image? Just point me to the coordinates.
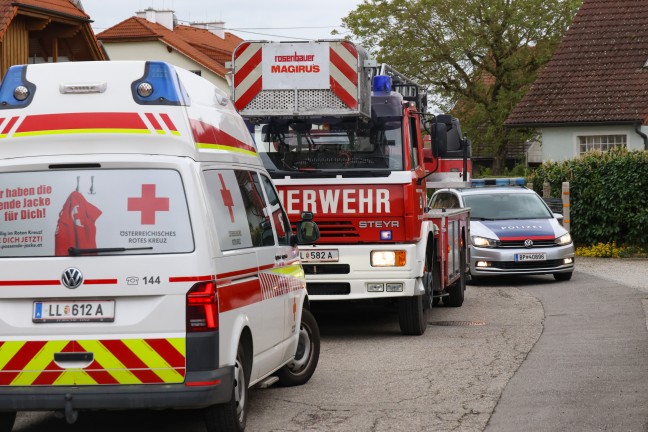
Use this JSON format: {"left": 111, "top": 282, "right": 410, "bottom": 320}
{"left": 0, "top": 169, "right": 194, "bottom": 257}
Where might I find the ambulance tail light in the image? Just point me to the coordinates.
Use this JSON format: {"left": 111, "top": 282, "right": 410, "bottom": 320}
{"left": 131, "top": 61, "right": 189, "bottom": 106}
{"left": 186, "top": 281, "right": 219, "bottom": 332}
{"left": 0, "top": 65, "right": 35, "bottom": 109}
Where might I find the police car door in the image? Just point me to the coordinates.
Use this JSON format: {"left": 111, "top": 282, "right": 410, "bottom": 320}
{"left": 203, "top": 169, "right": 285, "bottom": 379}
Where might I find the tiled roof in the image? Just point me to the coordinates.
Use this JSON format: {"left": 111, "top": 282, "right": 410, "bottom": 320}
{"left": 97, "top": 17, "right": 244, "bottom": 78}
{"left": 0, "top": 0, "right": 88, "bottom": 40}
{"left": 506, "top": 0, "right": 648, "bottom": 127}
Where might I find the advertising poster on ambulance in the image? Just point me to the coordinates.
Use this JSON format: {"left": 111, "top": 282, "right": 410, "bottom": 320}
{"left": 0, "top": 170, "right": 193, "bottom": 257}
{"left": 262, "top": 42, "right": 330, "bottom": 90}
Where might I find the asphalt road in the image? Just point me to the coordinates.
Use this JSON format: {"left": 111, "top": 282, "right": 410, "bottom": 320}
{"left": 11, "top": 258, "right": 648, "bottom": 432}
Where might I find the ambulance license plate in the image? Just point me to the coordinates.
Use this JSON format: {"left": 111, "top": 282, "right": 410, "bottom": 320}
{"left": 299, "top": 249, "right": 339, "bottom": 262}
{"left": 32, "top": 300, "right": 115, "bottom": 323}
{"left": 515, "top": 253, "right": 546, "bottom": 262}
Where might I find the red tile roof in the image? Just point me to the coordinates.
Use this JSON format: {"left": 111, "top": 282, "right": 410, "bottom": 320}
{"left": 97, "top": 17, "right": 244, "bottom": 78}
{"left": 506, "top": 0, "right": 648, "bottom": 127}
{"left": 0, "top": 0, "right": 89, "bottom": 40}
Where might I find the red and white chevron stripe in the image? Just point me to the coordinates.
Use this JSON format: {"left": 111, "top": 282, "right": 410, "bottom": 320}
{"left": 233, "top": 42, "right": 263, "bottom": 111}
{"left": 329, "top": 41, "right": 359, "bottom": 110}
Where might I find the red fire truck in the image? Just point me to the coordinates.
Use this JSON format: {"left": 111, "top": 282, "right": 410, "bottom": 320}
{"left": 230, "top": 40, "right": 471, "bottom": 335}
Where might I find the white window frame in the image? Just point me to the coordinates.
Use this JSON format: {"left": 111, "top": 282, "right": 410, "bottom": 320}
{"left": 574, "top": 132, "right": 627, "bottom": 156}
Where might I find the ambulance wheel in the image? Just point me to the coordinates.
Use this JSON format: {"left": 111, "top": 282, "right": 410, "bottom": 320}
{"left": 0, "top": 412, "right": 16, "bottom": 432}
{"left": 444, "top": 247, "right": 466, "bottom": 307}
{"left": 399, "top": 295, "right": 427, "bottom": 336}
{"left": 277, "top": 308, "right": 320, "bottom": 386}
{"left": 554, "top": 272, "right": 573, "bottom": 281}
{"left": 204, "top": 343, "right": 249, "bottom": 432}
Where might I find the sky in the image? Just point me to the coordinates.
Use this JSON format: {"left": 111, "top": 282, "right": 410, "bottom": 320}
{"left": 80, "top": 0, "right": 365, "bottom": 41}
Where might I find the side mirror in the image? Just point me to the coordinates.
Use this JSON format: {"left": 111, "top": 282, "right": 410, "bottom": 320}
{"left": 294, "top": 211, "right": 320, "bottom": 245}
{"left": 553, "top": 213, "right": 564, "bottom": 226}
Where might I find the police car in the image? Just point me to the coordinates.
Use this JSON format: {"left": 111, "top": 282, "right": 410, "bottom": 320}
{"left": 0, "top": 61, "right": 321, "bottom": 432}
{"left": 429, "top": 179, "right": 575, "bottom": 282}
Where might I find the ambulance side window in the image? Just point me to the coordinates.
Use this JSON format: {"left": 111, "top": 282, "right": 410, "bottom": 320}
{"left": 260, "top": 174, "right": 291, "bottom": 246}
{"left": 237, "top": 170, "right": 275, "bottom": 247}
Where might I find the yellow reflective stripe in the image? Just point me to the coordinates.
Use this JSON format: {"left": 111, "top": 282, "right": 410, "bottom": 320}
{"left": 72, "top": 370, "right": 98, "bottom": 385}
{"left": 122, "top": 339, "right": 183, "bottom": 383}
{"left": 196, "top": 142, "right": 257, "bottom": 156}
{"left": 269, "top": 263, "right": 305, "bottom": 279}
{"left": 0, "top": 341, "right": 25, "bottom": 370}
{"left": 53, "top": 370, "right": 77, "bottom": 385}
{"left": 11, "top": 340, "right": 68, "bottom": 385}
{"left": 77, "top": 340, "right": 141, "bottom": 384}
{"left": 167, "top": 338, "right": 186, "bottom": 356}
{"left": 13, "top": 128, "right": 151, "bottom": 137}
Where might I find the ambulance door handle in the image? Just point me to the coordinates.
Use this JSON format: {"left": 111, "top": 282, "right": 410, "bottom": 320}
{"left": 53, "top": 352, "right": 94, "bottom": 369}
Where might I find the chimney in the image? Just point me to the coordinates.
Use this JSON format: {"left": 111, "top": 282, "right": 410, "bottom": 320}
{"left": 136, "top": 7, "right": 176, "bottom": 31}
{"left": 191, "top": 21, "right": 226, "bottom": 39}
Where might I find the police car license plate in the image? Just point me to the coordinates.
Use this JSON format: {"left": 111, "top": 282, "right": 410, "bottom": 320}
{"left": 32, "top": 300, "right": 115, "bottom": 323}
{"left": 299, "top": 249, "right": 339, "bottom": 262}
{"left": 515, "top": 253, "right": 546, "bottom": 262}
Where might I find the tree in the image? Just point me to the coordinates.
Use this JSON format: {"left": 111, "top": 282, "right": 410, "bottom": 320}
{"left": 340, "top": 0, "right": 581, "bottom": 174}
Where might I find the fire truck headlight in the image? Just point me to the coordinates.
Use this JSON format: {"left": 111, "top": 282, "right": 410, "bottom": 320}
{"left": 555, "top": 233, "right": 572, "bottom": 245}
{"left": 371, "top": 250, "right": 406, "bottom": 267}
{"left": 471, "top": 236, "right": 500, "bottom": 248}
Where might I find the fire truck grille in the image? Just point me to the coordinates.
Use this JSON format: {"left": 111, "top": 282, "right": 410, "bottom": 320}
{"left": 292, "top": 221, "right": 359, "bottom": 239}
{"left": 307, "top": 282, "right": 351, "bottom": 295}
{"left": 246, "top": 89, "right": 346, "bottom": 112}
{"left": 302, "top": 264, "right": 351, "bottom": 275}
{"left": 491, "top": 259, "right": 565, "bottom": 270}
{"left": 498, "top": 239, "right": 557, "bottom": 248}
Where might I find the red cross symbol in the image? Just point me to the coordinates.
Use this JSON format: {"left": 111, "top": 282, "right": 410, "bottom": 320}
{"left": 128, "top": 184, "right": 169, "bottom": 225}
{"left": 218, "top": 173, "right": 235, "bottom": 223}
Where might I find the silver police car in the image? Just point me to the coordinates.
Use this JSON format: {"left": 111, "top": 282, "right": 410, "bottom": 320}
{"left": 429, "top": 179, "right": 575, "bottom": 282}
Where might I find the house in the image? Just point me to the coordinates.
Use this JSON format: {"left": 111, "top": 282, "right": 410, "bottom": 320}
{"left": 96, "top": 8, "right": 243, "bottom": 93}
{"left": 505, "top": 0, "right": 648, "bottom": 161}
{"left": 0, "top": 0, "right": 104, "bottom": 77}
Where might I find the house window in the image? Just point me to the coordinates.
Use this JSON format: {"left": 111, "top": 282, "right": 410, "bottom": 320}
{"left": 578, "top": 135, "right": 626, "bottom": 155}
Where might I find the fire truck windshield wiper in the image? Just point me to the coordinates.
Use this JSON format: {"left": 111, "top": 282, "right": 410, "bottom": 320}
{"left": 68, "top": 246, "right": 154, "bottom": 256}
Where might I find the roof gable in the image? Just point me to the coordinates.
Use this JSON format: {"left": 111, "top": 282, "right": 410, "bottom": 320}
{"left": 506, "top": 0, "right": 648, "bottom": 127}
{"left": 0, "top": 0, "right": 90, "bottom": 40}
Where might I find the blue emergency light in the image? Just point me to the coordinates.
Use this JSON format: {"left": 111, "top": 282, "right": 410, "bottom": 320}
{"left": 471, "top": 178, "right": 526, "bottom": 187}
{"left": 0, "top": 65, "right": 36, "bottom": 109}
{"left": 131, "top": 61, "right": 189, "bottom": 106}
{"left": 372, "top": 75, "right": 392, "bottom": 94}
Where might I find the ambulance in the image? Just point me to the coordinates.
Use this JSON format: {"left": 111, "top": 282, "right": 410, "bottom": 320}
{"left": 0, "top": 60, "right": 320, "bottom": 432}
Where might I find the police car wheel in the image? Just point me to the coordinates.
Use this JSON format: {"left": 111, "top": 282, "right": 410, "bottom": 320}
{"left": 277, "top": 308, "right": 321, "bottom": 387}
{"left": 204, "top": 343, "right": 249, "bottom": 432}
{"left": 0, "top": 411, "right": 16, "bottom": 432}
{"left": 554, "top": 272, "right": 573, "bottom": 282}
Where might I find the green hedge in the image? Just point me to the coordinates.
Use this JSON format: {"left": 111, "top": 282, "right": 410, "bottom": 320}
{"left": 529, "top": 148, "right": 648, "bottom": 247}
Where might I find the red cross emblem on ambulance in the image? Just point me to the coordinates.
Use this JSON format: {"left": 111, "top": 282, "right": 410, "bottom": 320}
{"left": 128, "top": 184, "right": 170, "bottom": 225}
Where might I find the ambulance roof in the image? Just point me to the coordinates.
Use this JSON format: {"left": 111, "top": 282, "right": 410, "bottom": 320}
{"left": 0, "top": 60, "right": 260, "bottom": 166}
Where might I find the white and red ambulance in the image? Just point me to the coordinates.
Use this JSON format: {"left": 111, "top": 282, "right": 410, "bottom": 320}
{"left": 0, "top": 60, "right": 320, "bottom": 432}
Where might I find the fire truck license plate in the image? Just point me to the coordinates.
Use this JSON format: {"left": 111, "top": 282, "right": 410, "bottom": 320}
{"left": 299, "top": 249, "right": 339, "bottom": 262}
{"left": 32, "top": 300, "right": 115, "bottom": 323}
{"left": 515, "top": 253, "right": 546, "bottom": 262}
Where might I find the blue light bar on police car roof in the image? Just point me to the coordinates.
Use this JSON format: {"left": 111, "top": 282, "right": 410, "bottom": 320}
{"left": 471, "top": 178, "right": 525, "bottom": 187}
{"left": 0, "top": 65, "right": 36, "bottom": 109}
{"left": 131, "top": 61, "right": 189, "bottom": 106}
{"left": 372, "top": 75, "right": 392, "bottom": 94}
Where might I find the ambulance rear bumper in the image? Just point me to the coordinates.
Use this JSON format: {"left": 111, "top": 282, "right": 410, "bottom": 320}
{"left": 0, "top": 367, "right": 234, "bottom": 412}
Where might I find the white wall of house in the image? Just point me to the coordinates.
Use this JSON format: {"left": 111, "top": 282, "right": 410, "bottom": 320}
{"left": 102, "top": 41, "right": 229, "bottom": 93}
{"left": 541, "top": 124, "right": 647, "bottom": 161}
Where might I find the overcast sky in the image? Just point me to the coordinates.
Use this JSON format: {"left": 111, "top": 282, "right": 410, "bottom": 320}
{"left": 81, "top": 0, "right": 365, "bottom": 41}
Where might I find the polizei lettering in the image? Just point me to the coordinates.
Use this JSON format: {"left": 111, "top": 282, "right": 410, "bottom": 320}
{"left": 500, "top": 225, "right": 544, "bottom": 230}
{"left": 279, "top": 188, "right": 390, "bottom": 214}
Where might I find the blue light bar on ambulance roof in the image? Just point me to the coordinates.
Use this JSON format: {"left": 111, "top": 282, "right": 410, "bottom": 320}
{"left": 471, "top": 177, "right": 526, "bottom": 187}
{"left": 0, "top": 65, "right": 36, "bottom": 109}
{"left": 131, "top": 61, "right": 189, "bottom": 106}
{"left": 372, "top": 75, "right": 392, "bottom": 95}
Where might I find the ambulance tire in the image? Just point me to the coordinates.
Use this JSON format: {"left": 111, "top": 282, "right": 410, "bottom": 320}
{"left": 0, "top": 411, "right": 16, "bottom": 432}
{"left": 444, "top": 246, "right": 466, "bottom": 307}
{"left": 398, "top": 295, "right": 427, "bottom": 336}
{"left": 276, "top": 308, "right": 321, "bottom": 386}
{"left": 204, "top": 343, "right": 250, "bottom": 432}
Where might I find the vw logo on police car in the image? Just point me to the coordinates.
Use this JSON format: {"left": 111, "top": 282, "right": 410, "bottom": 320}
{"left": 61, "top": 268, "right": 83, "bottom": 289}
{"left": 524, "top": 239, "right": 534, "bottom": 248}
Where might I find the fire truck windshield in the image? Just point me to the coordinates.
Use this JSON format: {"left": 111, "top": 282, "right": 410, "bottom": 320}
{"left": 255, "top": 118, "right": 403, "bottom": 176}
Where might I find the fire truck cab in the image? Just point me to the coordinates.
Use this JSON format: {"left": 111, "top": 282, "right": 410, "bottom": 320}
{"left": 0, "top": 60, "right": 320, "bottom": 432}
{"left": 230, "top": 40, "right": 471, "bottom": 335}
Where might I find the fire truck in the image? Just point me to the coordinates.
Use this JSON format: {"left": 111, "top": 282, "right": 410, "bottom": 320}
{"left": 230, "top": 40, "right": 471, "bottom": 335}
